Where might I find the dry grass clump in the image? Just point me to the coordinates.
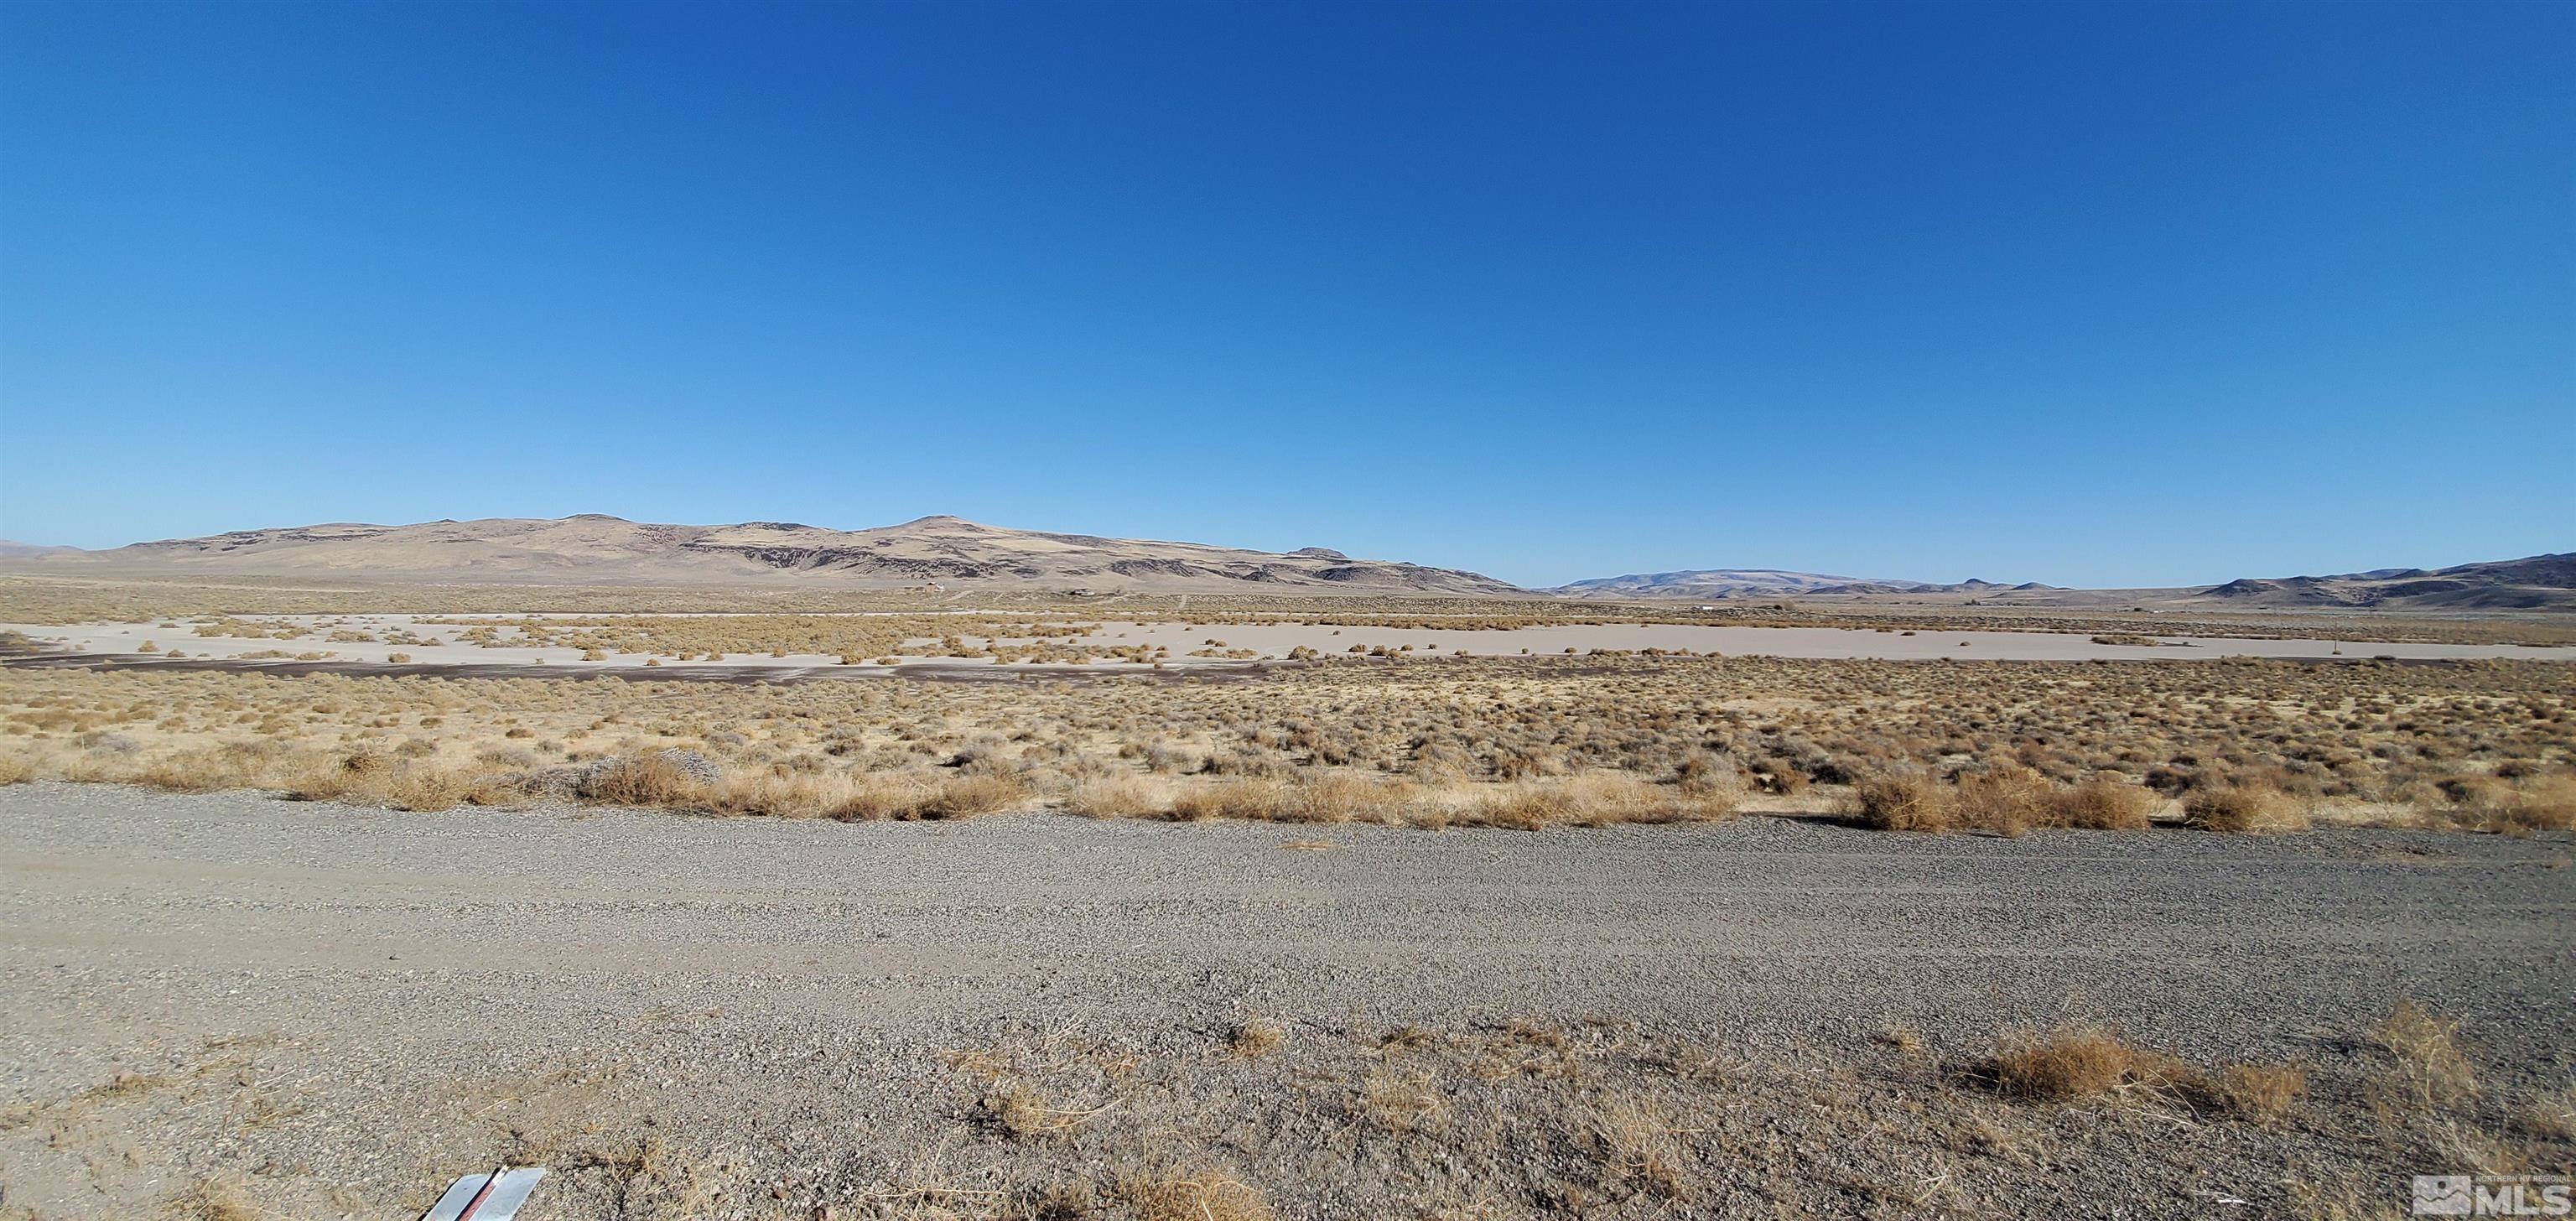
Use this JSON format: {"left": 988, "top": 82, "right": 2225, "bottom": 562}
{"left": 1451, "top": 772, "right": 1740, "bottom": 830}
{"left": 1986, "top": 1024, "right": 2312, "bottom": 1122}
{"left": 1272, "top": 772, "right": 1415, "bottom": 824}
{"left": 2182, "top": 782, "right": 2312, "bottom": 834}
{"left": 2370, "top": 998, "right": 2480, "bottom": 1111}
{"left": 704, "top": 772, "right": 1029, "bottom": 822}
{"left": 918, "top": 772, "right": 1031, "bottom": 818}
{"left": 167, "top": 1173, "right": 261, "bottom": 1221}
{"left": 701, "top": 771, "right": 868, "bottom": 819}
{"left": 2047, "top": 778, "right": 2159, "bottom": 830}
{"left": 0, "top": 738, "right": 522, "bottom": 813}
{"left": 1989, "top": 1025, "right": 2189, "bottom": 1101}
{"left": 1228, "top": 1018, "right": 1285, "bottom": 1060}
{"left": 1358, "top": 1066, "right": 1446, "bottom": 1132}
{"left": 1852, "top": 766, "right": 2158, "bottom": 834}
{"left": 1114, "top": 1167, "right": 1272, "bottom": 1221}
{"left": 2521, "top": 1083, "right": 2576, "bottom": 1141}
{"left": 2466, "top": 773, "right": 2576, "bottom": 834}
{"left": 128, "top": 747, "right": 263, "bottom": 793}
{"left": 286, "top": 751, "right": 522, "bottom": 811}
{"left": 1947, "top": 765, "right": 2052, "bottom": 836}
{"left": 1062, "top": 774, "right": 1171, "bottom": 818}
{"left": 1579, "top": 1094, "right": 1692, "bottom": 1200}
{"left": 1169, "top": 779, "right": 1291, "bottom": 822}
{"left": 2211, "top": 1062, "right": 2311, "bottom": 1123}
{"left": 985, "top": 1083, "right": 1117, "bottom": 1140}
{"left": 576, "top": 754, "right": 712, "bottom": 806}
{"left": 827, "top": 773, "right": 940, "bottom": 821}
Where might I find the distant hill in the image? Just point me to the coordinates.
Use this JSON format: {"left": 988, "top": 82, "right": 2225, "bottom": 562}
{"left": 1550, "top": 553, "right": 2568, "bottom": 612}
{"left": 1, "top": 515, "right": 1521, "bottom": 595}
{"left": 1548, "top": 569, "right": 2035, "bottom": 600}
{"left": 0, "top": 541, "right": 78, "bottom": 559}
{"left": 2190, "top": 553, "right": 2576, "bottom": 610}
{"left": 1550, "top": 569, "right": 1930, "bottom": 600}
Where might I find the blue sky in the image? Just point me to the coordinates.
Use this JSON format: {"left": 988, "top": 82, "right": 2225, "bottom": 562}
{"left": 2, "top": 0, "right": 2568, "bottom": 589}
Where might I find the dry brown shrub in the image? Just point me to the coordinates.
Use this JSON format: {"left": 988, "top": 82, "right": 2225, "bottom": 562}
{"left": 0, "top": 751, "right": 37, "bottom": 786}
{"left": 1746, "top": 758, "right": 1809, "bottom": 795}
{"left": 133, "top": 749, "right": 262, "bottom": 793}
{"left": 919, "top": 772, "right": 1030, "bottom": 818}
{"left": 271, "top": 751, "right": 517, "bottom": 812}
{"left": 2477, "top": 774, "right": 2576, "bottom": 834}
{"left": 706, "top": 772, "right": 851, "bottom": 819}
{"left": 1171, "top": 779, "right": 1289, "bottom": 822}
{"left": 2047, "top": 780, "right": 2158, "bottom": 830}
{"left": 578, "top": 755, "right": 713, "bottom": 807}
{"left": 1460, "top": 773, "right": 1733, "bottom": 829}
{"left": 828, "top": 773, "right": 937, "bottom": 821}
{"left": 1990, "top": 1025, "right": 2188, "bottom": 1101}
{"left": 1283, "top": 772, "right": 1409, "bottom": 824}
{"left": 1952, "top": 765, "right": 2049, "bottom": 836}
{"left": 1064, "top": 775, "right": 1170, "bottom": 818}
{"left": 2183, "top": 782, "right": 2310, "bottom": 833}
{"left": 1677, "top": 761, "right": 1749, "bottom": 807}
{"left": 1857, "top": 770, "right": 2158, "bottom": 835}
{"left": 278, "top": 752, "right": 373, "bottom": 802}
{"left": 1852, "top": 772, "right": 1952, "bottom": 833}
{"left": 371, "top": 765, "right": 484, "bottom": 812}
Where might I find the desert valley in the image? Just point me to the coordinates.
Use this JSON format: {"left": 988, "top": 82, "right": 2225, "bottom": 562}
{"left": 0, "top": 514, "right": 2569, "bottom": 1220}
{"left": 5, "top": 3, "right": 2570, "bottom": 1217}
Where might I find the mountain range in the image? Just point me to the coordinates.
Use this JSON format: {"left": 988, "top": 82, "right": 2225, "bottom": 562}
{"left": 0, "top": 514, "right": 1515, "bottom": 595}
{"left": 2186, "top": 553, "right": 2576, "bottom": 611}
{"left": 1547, "top": 570, "right": 2054, "bottom": 600}
{"left": 0, "top": 516, "right": 2566, "bottom": 610}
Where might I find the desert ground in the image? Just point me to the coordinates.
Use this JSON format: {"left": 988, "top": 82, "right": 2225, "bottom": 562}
{"left": 3, "top": 785, "right": 2570, "bottom": 1220}
{"left": 0, "top": 582, "right": 2571, "bottom": 1218}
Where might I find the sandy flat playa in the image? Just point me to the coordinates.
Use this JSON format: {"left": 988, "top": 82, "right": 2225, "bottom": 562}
{"left": 3, "top": 612, "right": 2569, "bottom": 673}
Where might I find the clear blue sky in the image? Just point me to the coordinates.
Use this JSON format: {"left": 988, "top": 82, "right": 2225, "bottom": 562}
{"left": 3, "top": 1, "right": 2568, "bottom": 588}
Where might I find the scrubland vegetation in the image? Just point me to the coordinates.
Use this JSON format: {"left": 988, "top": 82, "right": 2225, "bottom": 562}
{"left": 10, "top": 574, "right": 2574, "bottom": 644}
{"left": 3, "top": 650, "right": 2568, "bottom": 834}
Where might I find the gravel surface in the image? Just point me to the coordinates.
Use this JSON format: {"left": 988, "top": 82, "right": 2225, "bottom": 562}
{"left": 3, "top": 783, "right": 2570, "bottom": 1218}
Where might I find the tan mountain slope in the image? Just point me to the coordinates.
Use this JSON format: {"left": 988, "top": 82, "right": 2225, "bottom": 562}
{"left": 6, "top": 514, "right": 1521, "bottom": 595}
{"left": 1550, "top": 553, "right": 2571, "bottom": 612}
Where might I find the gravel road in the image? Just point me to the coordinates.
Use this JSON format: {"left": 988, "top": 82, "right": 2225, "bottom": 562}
{"left": 3, "top": 783, "right": 2569, "bottom": 1218}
